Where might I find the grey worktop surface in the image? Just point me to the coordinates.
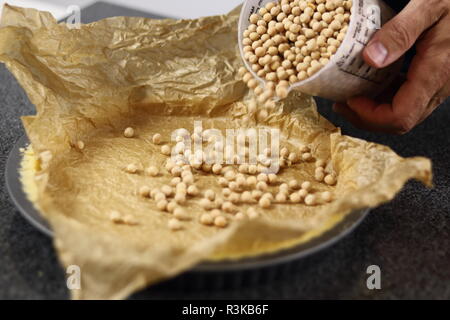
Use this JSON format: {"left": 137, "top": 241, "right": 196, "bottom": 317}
{"left": 0, "top": 2, "right": 449, "bottom": 300}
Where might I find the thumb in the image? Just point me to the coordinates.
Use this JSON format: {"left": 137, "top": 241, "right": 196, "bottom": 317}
{"left": 363, "top": 0, "right": 440, "bottom": 68}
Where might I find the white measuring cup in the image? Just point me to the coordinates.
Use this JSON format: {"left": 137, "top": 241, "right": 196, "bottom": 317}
{"left": 238, "top": 0, "right": 403, "bottom": 102}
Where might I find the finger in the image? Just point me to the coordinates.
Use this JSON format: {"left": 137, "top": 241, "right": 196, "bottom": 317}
{"left": 363, "top": 0, "right": 445, "bottom": 68}
{"left": 345, "top": 97, "right": 403, "bottom": 133}
{"left": 374, "top": 74, "right": 406, "bottom": 104}
{"left": 332, "top": 102, "right": 362, "bottom": 125}
{"left": 333, "top": 102, "right": 392, "bottom": 133}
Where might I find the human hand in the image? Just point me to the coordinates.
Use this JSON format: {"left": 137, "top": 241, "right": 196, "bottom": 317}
{"left": 333, "top": 0, "right": 450, "bottom": 134}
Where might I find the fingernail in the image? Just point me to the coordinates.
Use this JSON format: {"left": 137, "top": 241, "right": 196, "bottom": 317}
{"left": 366, "top": 41, "right": 388, "bottom": 66}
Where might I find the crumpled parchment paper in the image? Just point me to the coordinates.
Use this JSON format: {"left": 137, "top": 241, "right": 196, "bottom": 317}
{"left": 0, "top": 5, "right": 432, "bottom": 300}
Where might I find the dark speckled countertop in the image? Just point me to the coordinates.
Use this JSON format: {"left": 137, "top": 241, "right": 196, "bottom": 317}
{"left": 0, "top": 2, "right": 449, "bottom": 300}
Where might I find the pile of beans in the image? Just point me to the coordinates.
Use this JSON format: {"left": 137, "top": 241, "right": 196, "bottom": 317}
{"left": 239, "top": 0, "right": 352, "bottom": 102}
{"left": 101, "top": 126, "right": 338, "bottom": 231}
